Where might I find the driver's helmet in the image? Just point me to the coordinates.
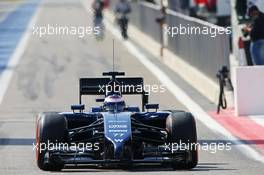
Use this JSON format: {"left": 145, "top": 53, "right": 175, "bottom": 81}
{"left": 103, "top": 94, "right": 125, "bottom": 112}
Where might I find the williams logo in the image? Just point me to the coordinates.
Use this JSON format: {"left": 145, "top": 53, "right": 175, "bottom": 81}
{"left": 114, "top": 139, "right": 124, "bottom": 142}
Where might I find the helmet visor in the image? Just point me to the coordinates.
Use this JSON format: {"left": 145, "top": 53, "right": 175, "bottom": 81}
{"left": 104, "top": 101, "right": 125, "bottom": 112}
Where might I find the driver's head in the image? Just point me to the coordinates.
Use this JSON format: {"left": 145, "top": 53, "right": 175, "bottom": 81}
{"left": 104, "top": 94, "right": 125, "bottom": 112}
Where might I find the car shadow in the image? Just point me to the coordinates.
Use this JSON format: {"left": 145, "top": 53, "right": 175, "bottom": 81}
{"left": 60, "top": 163, "right": 235, "bottom": 173}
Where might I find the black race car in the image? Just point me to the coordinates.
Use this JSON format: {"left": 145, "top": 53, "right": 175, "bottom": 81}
{"left": 35, "top": 71, "right": 198, "bottom": 171}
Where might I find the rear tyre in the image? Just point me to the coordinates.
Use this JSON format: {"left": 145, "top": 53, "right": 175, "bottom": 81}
{"left": 166, "top": 111, "right": 198, "bottom": 170}
{"left": 36, "top": 112, "right": 67, "bottom": 171}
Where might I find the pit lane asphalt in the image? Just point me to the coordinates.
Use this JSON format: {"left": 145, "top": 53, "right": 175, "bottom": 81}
{"left": 0, "top": 0, "right": 263, "bottom": 174}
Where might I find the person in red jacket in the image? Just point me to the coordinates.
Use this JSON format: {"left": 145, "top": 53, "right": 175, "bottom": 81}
{"left": 195, "top": 0, "right": 216, "bottom": 10}
{"left": 195, "top": 0, "right": 208, "bottom": 18}
{"left": 207, "top": 0, "right": 216, "bottom": 12}
{"left": 103, "top": 0, "right": 109, "bottom": 8}
{"left": 195, "top": 0, "right": 207, "bottom": 5}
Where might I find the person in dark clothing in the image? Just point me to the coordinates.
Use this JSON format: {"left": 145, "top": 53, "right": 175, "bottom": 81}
{"left": 115, "top": 0, "right": 131, "bottom": 39}
{"left": 92, "top": 0, "right": 105, "bottom": 39}
{"left": 92, "top": 0, "right": 104, "bottom": 19}
{"left": 245, "top": 5, "right": 264, "bottom": 65}
{"left": 115, "top": 0, "right": 131, "bottom": 16}
{"left": 250, "top": 7, "right": 264, "bottom": 42}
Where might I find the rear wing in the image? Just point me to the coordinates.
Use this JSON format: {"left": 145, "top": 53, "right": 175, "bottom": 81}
{"left": 79, "top": 77, "right": 149, "bottom": 111}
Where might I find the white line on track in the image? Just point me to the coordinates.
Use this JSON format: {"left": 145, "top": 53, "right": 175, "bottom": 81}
{"left": 80, "top": 3, "right": 264, "bottom": 163}
{"left": 0, "top": 2, "right": 41, "bottom": 105}
{"left": 249, "top": 116, "right": 264, "bottom": 128}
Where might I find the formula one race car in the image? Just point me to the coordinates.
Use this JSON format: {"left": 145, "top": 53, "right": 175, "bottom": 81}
{"left": 35, "top": 71, "right": 198, "bottom": 171}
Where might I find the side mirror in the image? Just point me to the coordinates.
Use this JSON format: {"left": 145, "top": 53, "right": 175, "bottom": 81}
{"left": 96, "top": 98, "right": 105, "bottom": 102}
{"left": 145, "top": 104, "right": 159, "bottom": 112}
{"left": 71, "top": 104, "right": 85, "bottom": 112}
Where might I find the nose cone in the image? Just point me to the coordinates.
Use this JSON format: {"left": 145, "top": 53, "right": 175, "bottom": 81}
{"left": 103, "top": 112, "right": 132, "bottom": 159}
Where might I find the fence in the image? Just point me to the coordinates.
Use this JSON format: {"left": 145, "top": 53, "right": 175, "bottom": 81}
{"left": 109, "top": 0, "right": 230, "bottom": 82}
{"left": 166, "top": 10, "right": 230, "bottom": 81}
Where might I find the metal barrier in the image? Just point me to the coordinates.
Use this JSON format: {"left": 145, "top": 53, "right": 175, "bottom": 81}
{"left": 133, "top": 2, "right": 162, "bottom": 43}
{"left": 109, "top": 1, "right": 230, "bottom": 82}
{"left": 166, "top": 10, "right": 230, "bottom": 81}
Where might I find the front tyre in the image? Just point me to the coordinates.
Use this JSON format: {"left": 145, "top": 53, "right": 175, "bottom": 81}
{"left": 36, "top": 112, "right": 67, "bottom": 171}
{"left": 166, "top": 111, "right": 198, "bottom": 169}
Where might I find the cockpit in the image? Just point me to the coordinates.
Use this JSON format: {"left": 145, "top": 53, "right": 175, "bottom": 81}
{"left": 103, "top": 94, "right": 126, "bottom": 112}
